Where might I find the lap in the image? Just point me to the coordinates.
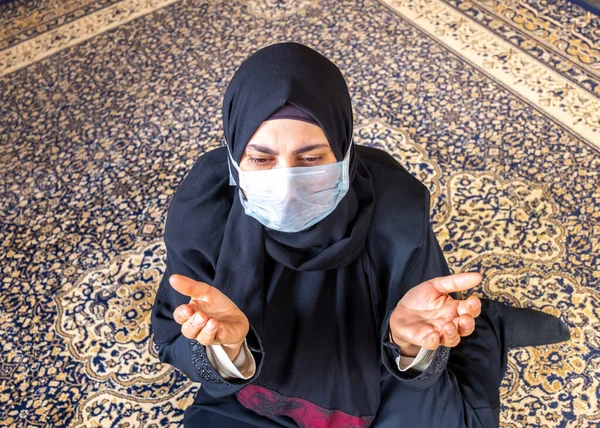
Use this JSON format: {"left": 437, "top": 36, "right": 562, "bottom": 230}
{"left": 371, "top": 366, "right": 499, "bottom": 428}
{"left": 186, "top": 301, "right": 506, "bottom": 428}
{"left": 184, "top": 386, "right": 297, "bottom": 428}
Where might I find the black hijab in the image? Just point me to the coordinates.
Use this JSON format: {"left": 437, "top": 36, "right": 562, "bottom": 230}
{"left": 222, "top": 42, "right": 374, "bottom": 273}
{"left": 153, "top": 42, "right": 447, "bottom": 421}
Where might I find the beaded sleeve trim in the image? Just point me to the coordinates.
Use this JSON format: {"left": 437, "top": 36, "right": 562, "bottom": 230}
{"left": 420, "top": 346, "right": 450, "bottom": 380}
{"left": 189, "top": 341, "right": 224, "bottom": 384}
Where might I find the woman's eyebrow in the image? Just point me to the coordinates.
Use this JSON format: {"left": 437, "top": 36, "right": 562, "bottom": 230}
{"left": 293, "top": 144, "right": 330, "bottom": 155}
{"left": 246, "top": 144, "right": 278, "bottom": 155}
{"left": 245, "top": 143, "right": 330, "bottom": 155}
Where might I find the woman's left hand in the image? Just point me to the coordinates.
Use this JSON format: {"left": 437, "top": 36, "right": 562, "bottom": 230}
{"left": 389, "top": 272, "right": 482, "bottom": 357}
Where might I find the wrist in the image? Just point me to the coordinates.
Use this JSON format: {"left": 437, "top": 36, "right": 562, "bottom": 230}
{"left": 390, "top": 330, "right": 421, "bottom": 358}
{"left": 221, "top": 340, "right": 244, "bottom": 361}
{"left": 397, "top": 343, "right": 421, "bottom": 358}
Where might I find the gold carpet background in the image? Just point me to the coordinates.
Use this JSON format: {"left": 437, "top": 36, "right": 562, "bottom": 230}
{"left": 1, "top": 0, "right": 599, "bottom": 426}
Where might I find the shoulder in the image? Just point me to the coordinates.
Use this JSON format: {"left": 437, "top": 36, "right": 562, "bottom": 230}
{"left": 356, "top": 144, "right": 429, "bottom": 207}
{"left": 165, "top": 147, "right": 232, "bottom": 246}
{"left": 356, "top": 144, "right": 430, "bottom": 246}
{"left": 171, "top": 147, "right": 229, "bottom": 202}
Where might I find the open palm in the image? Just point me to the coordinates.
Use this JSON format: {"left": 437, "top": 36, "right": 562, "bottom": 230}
{"left": 169, "top": 274, "right": 249, "bottom": 348}
{"left": 390, "top": 272, "right": 483, "bottom": 353}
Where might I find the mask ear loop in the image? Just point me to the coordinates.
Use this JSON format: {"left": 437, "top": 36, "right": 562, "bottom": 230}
{"left": 225, "top": 144, "right": 255, "bottom": 207}
{"left": 342, "top": 140, "right": 353, "bottom": 185}
{"left": 225, "top": 144, "right": 240, "bottom": 186}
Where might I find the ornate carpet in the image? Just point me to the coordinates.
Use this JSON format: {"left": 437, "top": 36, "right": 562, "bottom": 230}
{"left": 1, "top": 0, "right": 599, "bottom": 426}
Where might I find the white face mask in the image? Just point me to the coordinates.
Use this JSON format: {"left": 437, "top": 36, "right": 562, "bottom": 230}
{"left": 227, "top": 143, "right": 352, "bottom": 233}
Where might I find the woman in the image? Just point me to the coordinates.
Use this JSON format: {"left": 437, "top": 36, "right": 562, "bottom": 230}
{"left": 151, "top": 42, "right": 570, "bottom": 427}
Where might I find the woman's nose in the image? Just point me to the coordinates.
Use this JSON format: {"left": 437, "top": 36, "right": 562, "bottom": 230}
{"left": 274, "top": 156, "right": 296, "bottom": 169}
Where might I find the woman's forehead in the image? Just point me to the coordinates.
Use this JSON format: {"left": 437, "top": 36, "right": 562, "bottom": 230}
{"left": 245, "top": 119, "right": 331, "bottom": 153}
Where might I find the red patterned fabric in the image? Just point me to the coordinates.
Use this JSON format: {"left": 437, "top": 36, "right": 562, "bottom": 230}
{"left": 237, "top": 385, "right": 375, "bottom": 428}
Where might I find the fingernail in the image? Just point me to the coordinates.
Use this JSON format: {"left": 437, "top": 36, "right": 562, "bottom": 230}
{"left": 192, "top": 313, "right": 204, "bottom": 326}
{"left": 206, "top": 320, "right": 216, "bottom": 332}
{"left": 181, "top": 307, "right": 192, "bottom": 317}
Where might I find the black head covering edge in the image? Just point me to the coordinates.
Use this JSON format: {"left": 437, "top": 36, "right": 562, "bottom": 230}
{"left": 222, "top": 42, "right": 356, "bottom": 180}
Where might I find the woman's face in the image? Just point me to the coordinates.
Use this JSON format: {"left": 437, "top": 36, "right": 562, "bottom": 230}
{"left": 239, "top": 119, "right": 337, "bottom": 171}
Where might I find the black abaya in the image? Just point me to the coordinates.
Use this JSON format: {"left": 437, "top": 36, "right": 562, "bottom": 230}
{"left": 150, "top": 42, "right": 569, "bottom": 427}
{"left": 151, "top": 144, "right": 505, "bottom": 427}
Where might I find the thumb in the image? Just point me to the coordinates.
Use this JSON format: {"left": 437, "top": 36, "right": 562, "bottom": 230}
{"left": 215, "top": 321, "right": 248, "bottom": 346}
{"left": 429, "top": 272, "right": 482, "bottom": 295}
{"left": 169, "top": 274, "right": 211, "bottom": 299}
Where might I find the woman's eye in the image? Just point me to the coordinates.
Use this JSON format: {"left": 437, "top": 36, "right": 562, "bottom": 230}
{"left": 250, "top": 158, "right": 271, "bottom": 165}
{"left": 302, "top": 156, "right": 323, "bottom": 164}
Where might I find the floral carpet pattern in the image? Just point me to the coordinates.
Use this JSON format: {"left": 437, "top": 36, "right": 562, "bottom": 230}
{"left": 1, "top": 0, "right": 599, "bottom": 426}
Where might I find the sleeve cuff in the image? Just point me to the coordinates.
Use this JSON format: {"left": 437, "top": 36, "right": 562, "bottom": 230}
{"left": 388, "top": 331, "right": 434, "bottom": 372}
{"left": 205, "top": 339, "right": 256, "bottom": 380}
{"left": 396, "top": 346, "right": 435, "bottom": 372}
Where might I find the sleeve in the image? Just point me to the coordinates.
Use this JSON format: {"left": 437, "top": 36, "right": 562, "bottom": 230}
{"left": 206, "top": 340, "right": 256, "bottom": 380}
{"left": 380, "top": 189, "right": 455, "bottom": 390}
{"left": 397, "top": 347, "right": 436, "bottom": 372}
{"left": 388, "top": 331, "right": 434, "bottom": 373}
{"left": 205, "top": 336, "right": 430, "bottom": 379}
{"left": 205, "top": 337, "right": 430, "bottom": 380}
{"left": 151, "top": 238, "right": 264, "bottom": 398}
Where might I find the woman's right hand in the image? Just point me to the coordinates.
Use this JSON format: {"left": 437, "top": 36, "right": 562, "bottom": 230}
{"left": 169, "top": 274, "right": 249, "bottom": 360}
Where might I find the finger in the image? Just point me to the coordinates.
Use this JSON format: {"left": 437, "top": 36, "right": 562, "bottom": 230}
{"left": 169, "top": 274, "right": 212, "bottom": 299}
{"left": 391, "top": 322, "right": 440, "bottom": 351}
{"left": 421, "top": 330, "right": 442, "bottom": 351}
{"left": 196, "top": 318, "right": 219, "bottom": 346}
{"left": 413, "top": 324, "right": 442, "bottom": 351}
{"left": 456, "top": 314, "right": 475, "bottom": 337}
{"left": 440, "top": 321, "right": 461, "bottom": 347}
{"left": 214, "top": 321, "right": 247, "bottom": 345}
{"left": 457, "top": 295, "right": 481, "bottom": 318}
{"left": 181, "top": 311, "right": 208, "bottom": 339}
{"left": 173, "top": 304, "right": 194, "bottom": 325}
{"left": 430, "top": 272, "right": 483, "bottom": 295}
